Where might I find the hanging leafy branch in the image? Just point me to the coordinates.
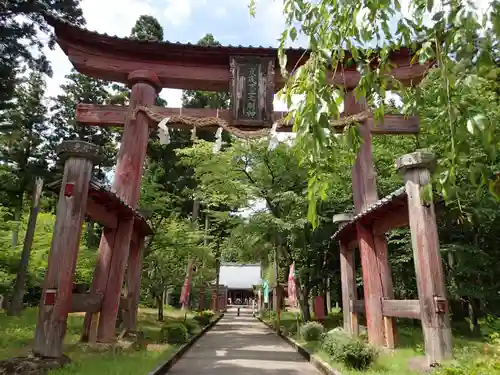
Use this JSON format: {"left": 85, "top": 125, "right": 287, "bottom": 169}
{"left": 251, "top": 0, "right": 500, "bottom": 224}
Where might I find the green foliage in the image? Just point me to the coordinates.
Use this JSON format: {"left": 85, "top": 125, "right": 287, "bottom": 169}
{"left": 246, "top": 0, "right": 500, "bottom": 224}
{"left": 327, "top": 309, "right": 343, "bottom": 328}
{"left": 48, "top": 70, "right": 119, "bottom": 182}
{"left": 300, "top": 321, "right": 324, "bottom": 341}
{"left": 321, "top": 329, "right": 378, "bottom": 370}
{"left": 435, "top": 333, "right": 500, "bottom": 375}
{"left": 130, "top": 15, "right": 164, "bottom": 41}
{"left": 183, "top": 319, "right": 200, "bottom": 335}
{"left": 181, "top": 34, "right": 230, "bottom": 114}
{"left": 0, "top": 0, "right": 83, "bottom": 111}
{"left": 159, "top": 322, "right": 189, "bottom": 344}
{"left": 193, "top": 309, "right": 215, "bottom": 326}
{"left": 142, "top": 216, "right": 214, "bottom": 307}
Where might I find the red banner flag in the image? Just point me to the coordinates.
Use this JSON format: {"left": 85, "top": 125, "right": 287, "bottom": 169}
{"left": 180, "top": 276, "right": 191, "bottom": 306}
{"left": 288, "top": 262, "right": 297, "bottom": 307}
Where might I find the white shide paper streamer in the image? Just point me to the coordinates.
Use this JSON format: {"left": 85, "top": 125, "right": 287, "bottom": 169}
{"left": 268, "top": 123, "right": 279, "bottom": 151}
{"left": 158, "top": 117, "right": 171, "bottom": 145}
{"left": 213, "top": 127, "right": 223, "bottom": 154}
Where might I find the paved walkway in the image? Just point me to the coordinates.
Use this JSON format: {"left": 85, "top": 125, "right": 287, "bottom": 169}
{"left": 168, "top": 308, "right": 322, "bottom": 375}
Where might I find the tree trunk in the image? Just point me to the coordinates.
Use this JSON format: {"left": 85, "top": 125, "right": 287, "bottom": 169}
{"left": 156, "top": 295, "right": 164, "bottom": 322}
{"left": 468, "top": 297, "right": 481, "bottom": 335}
{"left": 11, "top": 201, "right": 22, "bottom": 248}
{"left": 8, "top": 178, "right": 43, "bottom": 316}
{"left": 297, "top": 278, "right": 311, "bottom": 321}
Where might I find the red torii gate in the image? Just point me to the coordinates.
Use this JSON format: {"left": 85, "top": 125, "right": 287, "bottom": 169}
{"left": 37, "top": 11, "right": 431, "bottom": 356}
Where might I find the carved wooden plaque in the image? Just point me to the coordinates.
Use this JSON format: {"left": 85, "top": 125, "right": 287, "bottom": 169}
{"left": 229, "top": 56, "right": 275, "bottom": 127}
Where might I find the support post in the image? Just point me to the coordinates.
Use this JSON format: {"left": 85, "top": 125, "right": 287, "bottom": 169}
{"left": 97, "top": 70, "right": 161, "bottom": 343}
{"left": 124, "top": 236, "right": 145, "bottom": 331}
{"left": 34, "top": 141, "right": 99, "bottom": 357}
{"left": 81, "top": 228, "right": 116, "bottom": 342}
{"left": 396, "top": 151, "right": 452, "bottom": 365}
{"left": 333, "top": 213, "right": 359, "bottom": 336}
{"left": 345, "top": 91, "right": 397, "bottom": 347}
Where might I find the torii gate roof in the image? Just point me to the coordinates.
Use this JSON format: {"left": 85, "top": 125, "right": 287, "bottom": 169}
{"left": 42, "top": 12, "right": 430, "bottom": 92}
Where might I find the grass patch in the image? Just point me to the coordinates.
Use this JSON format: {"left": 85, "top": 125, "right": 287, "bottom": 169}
{"left": 0, "top": 307, "right": 202, "bottom": 375}
{"left": 260, "top": 310, "right": 494, "bottom": 375}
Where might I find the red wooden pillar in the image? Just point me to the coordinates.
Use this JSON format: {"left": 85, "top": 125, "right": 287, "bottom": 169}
{"left": 34, "top": 141, "right": 100, "bottom": 357}
{"left": 396, "top": 151, "right": 452, "bottom": 365}
{"left": 124, "top": 236, "right": 145, "bottom": 331}
{"left": 81, "top": 228, "right": 116, "bottom": 342}
{"left": 334, "top": 213, "right": 359, "bottom": 336}
{"left": 345, "top": 91, "right": 396, "bottom": 347}
{"left": 97, "top": 70, "right": 161, "bottom": 343}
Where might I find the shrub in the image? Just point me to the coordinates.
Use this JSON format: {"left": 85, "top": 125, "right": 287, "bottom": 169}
{"left": 193, "top": 310, "right": 215, "bottom": 326}
{"left": 322, "top": 328, "right": 378, "bottom": 370}
{"left": 159, "top": 322, "right": 189, "bottom": 344}
{"left": 193, "top": 315, "right": 210, "bottom": 326}
{"left": 300, "top": 321, "right": 324, "bottom": 342}
{"left": 183, "top": 319, "right": 200, "bottom": 335}
{"left": 434, "top": 333, "right": 500, "bottom": 375}
{"left": 326, "top": 308, "right": 343, "bottom": 328}
{"left": 201, "top": 309, "right": 215, "bottom": 319}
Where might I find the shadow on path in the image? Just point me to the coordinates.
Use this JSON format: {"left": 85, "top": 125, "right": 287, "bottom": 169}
{"left": 168, "top": 308, "right": 321, "bottom": 375}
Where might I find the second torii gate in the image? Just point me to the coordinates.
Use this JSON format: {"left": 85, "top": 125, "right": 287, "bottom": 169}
{"left": 43, "top": 11, "right": 430, "bottom": 345}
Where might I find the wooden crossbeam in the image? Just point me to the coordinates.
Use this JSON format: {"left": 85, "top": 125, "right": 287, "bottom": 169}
{"left": 71, "top": 293, "right": 102, "bottom": 313}
{"left": 76, "top": 104, "right": 420, "bottom": 134}
{"left": 350, "top": 299, "right": 366, "bottom": 314}
{"left": 382, "top": 299, "right": 421, "bottom": 319}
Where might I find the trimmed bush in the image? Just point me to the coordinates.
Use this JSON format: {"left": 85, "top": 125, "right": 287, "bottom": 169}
{"left": 300, "top": 321, "right": 324, "bottom": 342}
{"left": 159, "top": 322, "right": 189, "bottom": 344}
{"left": 321, "top": 328, "right": 378, "bottom": 370}
{"left": 193, "top": 310, "right": 215, "bottom": 326}
{"left": 326, "top": 308, "right": 343, "bottom": 328}
{"left": 183, "top": 319, "right": 200, "bottom": 335}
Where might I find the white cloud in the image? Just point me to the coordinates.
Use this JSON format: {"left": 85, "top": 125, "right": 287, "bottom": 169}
{"left": 163, "top": 0, "right": 207, "bottom": 27}
{"left": 160, "top": 89, "right": 183, "bottom": 107}
{"left": 81, "top": 0, "right": 155, "bottom": 36}
{"left": 44, "top": 0, "right": 156, "bottom": 100}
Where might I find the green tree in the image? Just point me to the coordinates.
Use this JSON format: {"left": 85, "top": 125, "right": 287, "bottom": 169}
{"left": 130, "top": 15, "right": 164, "bottom": 41}
{"left": 110, "top": 15, "right": 167, "bottom": 106}
{"left": 0, "top": 0, "right": 84, "bottom": 111}
{"left": 0, "top": 72, "right": 50, "bottom": 247}
{"left": 181, "top": 34, "right": 230, "bottom": 113}
{"left": 48, "top": 70, "right": 118, "bottom": 182}
{"left": 142, "top": 217, "right": 212, "bottom": 320}
{"left": 249, "top": 0, "right": 500, "bottom": 222}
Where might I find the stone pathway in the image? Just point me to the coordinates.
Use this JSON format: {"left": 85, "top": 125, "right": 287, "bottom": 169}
{"left": 168, "top": 308, "right": 322, "bottom": 375}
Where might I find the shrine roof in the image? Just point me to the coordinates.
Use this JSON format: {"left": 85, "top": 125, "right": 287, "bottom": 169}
{"left": 332, "top": 187, "right": 407, "bottom": 242}
{"left": 47, "top": 179, "right": 153, "bottom": 237}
